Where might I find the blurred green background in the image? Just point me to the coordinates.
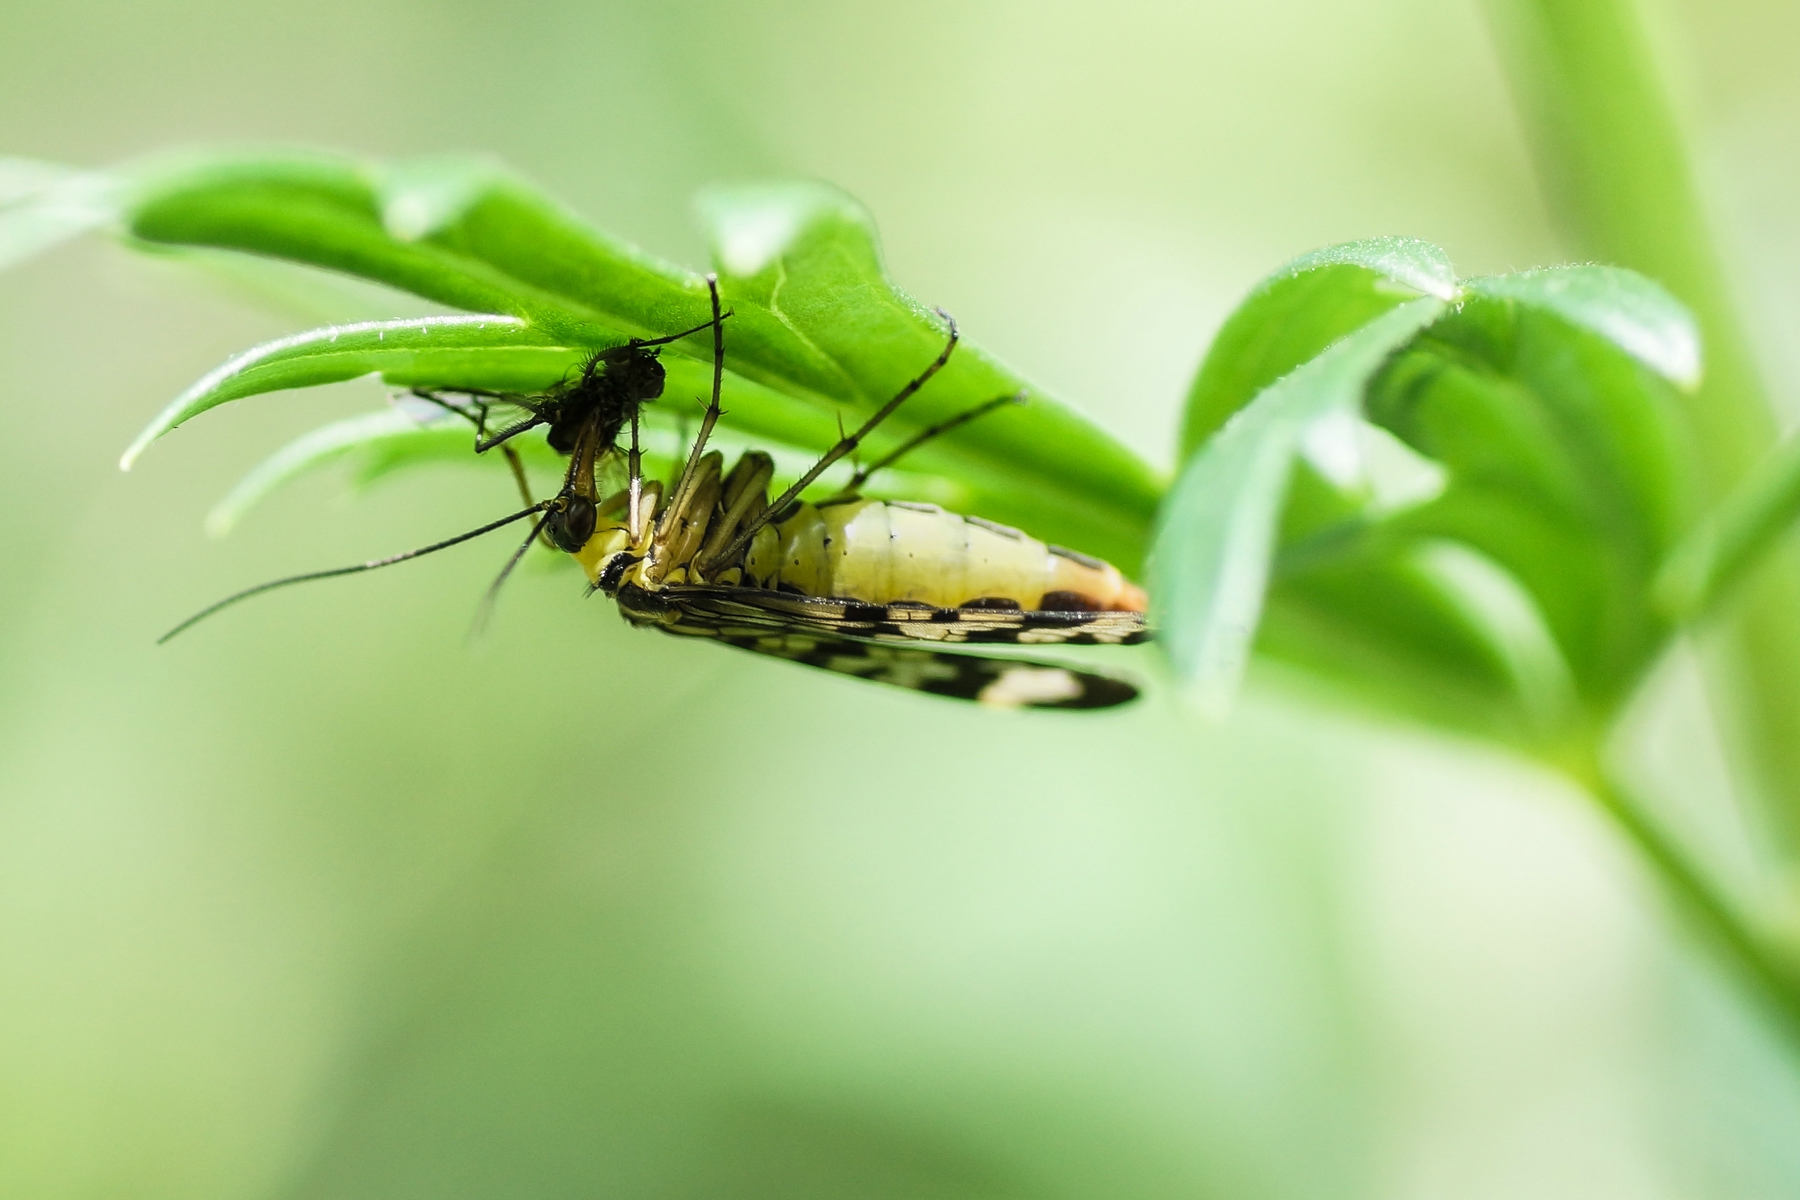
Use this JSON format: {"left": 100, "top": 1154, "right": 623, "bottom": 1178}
{"left": 5, "top": 1, "right": 1800, "bottom": 1196}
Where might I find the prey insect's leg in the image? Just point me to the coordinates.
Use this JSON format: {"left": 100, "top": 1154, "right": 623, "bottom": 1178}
{"left": 409, "top": 388, "right": 484, "bottom": 440}
{"left": 628, "top": 299, "right": 735, "bottom": 350}
{"left": 409, "top": 390, "right": 545, "bottom": 526}
{"left": 702, "top": 312, "right": 960, "bottom": 572}
{"left": 408, "top": 387, "right": 534, "bottom": 455}
{"left": 627, "top": 410, "right": 644, "bottom": 541}
{"left": 500, "top": 445, "right": 535, "bottom": 509}
{"left": 473, "top": 413, "right": 549, "bottom": 454}
{"left": 158, "top": 503, "right": 550, "bottom": 643}
{"left": 499, "top": 443, "right": 561, "bottom": 552}
{"left": 841, "top": 391, "right": 1026, "bottom": 496}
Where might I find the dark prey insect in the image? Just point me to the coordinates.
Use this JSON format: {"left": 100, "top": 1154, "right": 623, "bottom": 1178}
{"left": 159, "top": 281, "right": 1150, "bottom": 708}
{"left": 408, "top": 301, "right": 729, "bottom": 553}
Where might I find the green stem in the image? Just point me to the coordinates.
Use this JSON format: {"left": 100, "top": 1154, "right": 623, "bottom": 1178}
{"left": 1483, "top": 0, "right": 1800, "bottom": 856}
{"left": 1582, "top": 765, "right": 1800, "bottom": 1043}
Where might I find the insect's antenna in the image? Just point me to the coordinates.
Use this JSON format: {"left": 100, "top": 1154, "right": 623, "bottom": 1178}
{"left": 703, "top": 311, "right": 959, "bottom": 572}
{"left": 844, "top": 390, "right": 1026, "bottom": 493}
{"left": 158, "top": 503, "right": 548, "bottom": 644}
{"left": 469, "top": 512, "right": 551, "bottom": 639}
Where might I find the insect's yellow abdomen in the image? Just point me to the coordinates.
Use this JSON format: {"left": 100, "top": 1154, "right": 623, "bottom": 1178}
{"left": 745, "top": 499, "right": 1145, "bottom": 612}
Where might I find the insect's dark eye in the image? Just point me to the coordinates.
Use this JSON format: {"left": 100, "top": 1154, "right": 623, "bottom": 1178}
{"left": 546, "top": 496, "right": 597, "bottom": 552}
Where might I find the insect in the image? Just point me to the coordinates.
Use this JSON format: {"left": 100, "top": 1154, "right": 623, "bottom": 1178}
{"left": 407, "top": 301, "right": 728, "bottom": 553}
{"left": 161, "top": 278, "right": 1151, "bottom": 709}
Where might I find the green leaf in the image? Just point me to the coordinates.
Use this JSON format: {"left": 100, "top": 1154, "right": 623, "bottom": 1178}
{"left": 115, "top": 311, "right": 951, "bottom": 515}
{"left": 1361, "top": 291, "right": 1693, "bottom": 709}
{"left": 697, "top": 182, "right": 1166, "bottom": 572}
{"left": 1152, "top": 297, "right": 1446, "bottom": 710}
{"left": 117, "top": 314, "right": 566, "bottom": 469}
{"left": 0, "top": 158, "right": 121, "bottom": 270}
{"left": 1657, "top": 431, "right": 1800, "bottom": 622}
{"left": 127, "top": 152, "right": 634, "bottom": 344}
{"left": 114, "top": 150, "right": 1162, "bottom": 573}
{"left": 203, "top": 410, "right": 499, "bottom": 536}
{"left": 1465, "top": 266, "right": 1701, "bottom": 389}
{"left": 1179, "top": 237, "right": 1458, "bottom": 458}
{"left": 203, "top": 410, "right": 590, "bottom": 537}
{"left": 209, "top": 406, "right": 968, "bottom": 537}
{"left": 1211, "top": 265, "right": 1700, "bottom": 740}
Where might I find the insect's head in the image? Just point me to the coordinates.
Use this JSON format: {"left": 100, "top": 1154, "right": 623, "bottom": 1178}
{"left": 544, "top": 493, "right": 598, "bottom": 553}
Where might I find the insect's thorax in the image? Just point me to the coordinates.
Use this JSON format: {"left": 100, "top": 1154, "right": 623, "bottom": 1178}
{"left": 546, "top": 349, "right": 666, "bottom": 455}
{"left": 545, "top": 387, "right": 626, "bottom": 455}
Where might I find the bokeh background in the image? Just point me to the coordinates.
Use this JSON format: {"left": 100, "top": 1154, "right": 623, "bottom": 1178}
{"left": 5, "top": 1, "right": 1800, "bottom": 1196}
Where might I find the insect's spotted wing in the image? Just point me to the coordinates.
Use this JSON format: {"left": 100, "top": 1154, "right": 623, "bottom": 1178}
{"left": 616, "top": 583, "right": 1147, "bottom": 709}
{"left": 712, "top": 631, "right": 1139, "bottom": 709}
{"left": 634, "top": 584, "right": 1150, "bottom": 647}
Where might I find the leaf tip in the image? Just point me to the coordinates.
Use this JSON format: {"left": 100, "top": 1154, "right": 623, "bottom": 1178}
{"left": 118, "top": 429, "right": 155, "bottom": 471}
{"left": 695, "top": 181, "right": 876, "bottom": 279}
{"left": 1285, "top": 236, "right": 1458, "bottom": 301}
{"left": 375, "top": 153, "right": 506, "bottom": 243}
{"left": 1465, "top": 267, "right": 1704, "bottom": 390}
{"left": 202, "top": 506, "right": 236, "bottom": 539}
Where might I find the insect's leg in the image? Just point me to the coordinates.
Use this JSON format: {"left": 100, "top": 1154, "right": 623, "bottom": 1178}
{"left": 499, "top": 443, "right": 561, "bottom": 551}
{"left": 409, "top": 389, "right": 482, "bottom": 447}
{"left": 471, "top": 396, "right": 494, "bottom": 446}
{"left": 469, "top": 512, "right": 552, "bottom": 638}
{"left": 697, "top": 451, "right": 775, "bottom": 569}
{"left": 410, "top": 387, "right": 508, "bottom": 416}
{"left": 500, "top": 444, "right": 535, "bottom": 509}
{"left": 409, "top": 389, "right": 463, "bottom": 418}
{"left": 702, "top": 312, "right": 959, "bottom": 572}
{"left": 840, "top": 390, "right": 1026, "bottom": 496}
{"left": 647, "top": 451, "right": 725, "bottom": 581}
{"left": 473, "top": 413, "right": 549, "bottom": 455}
{"left": 409, "top": 387, "right": 514, "bottom": 453}
{"left": 629, "top": 292, "right": 735, "bottom": 349}
{"left": 661, "top": 275, "right": 728, "bottom": 532}
{"left": 627, "top": 410, "right": 644, "bottom": 541}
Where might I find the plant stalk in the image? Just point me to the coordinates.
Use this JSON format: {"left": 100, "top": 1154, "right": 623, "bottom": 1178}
{"left": 1656, "top": 429, "right": 1800, "bottom": 623}
{"left": 1482, "top": 0, "right": 1800, "bottom": 857}
{"left": 1582, "top": 764, "right": 1800, "bottom": 1045}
